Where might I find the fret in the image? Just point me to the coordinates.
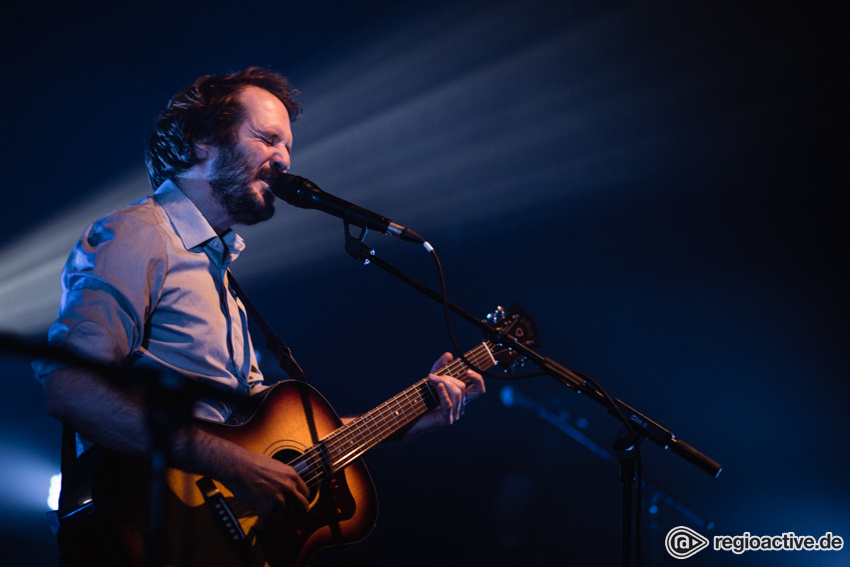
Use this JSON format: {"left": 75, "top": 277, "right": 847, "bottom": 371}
{"left": 388, "top": 393, "right": 405, "bottom": 424}
{"left": 375, "top": 399, "right": 393, "bottom": 434}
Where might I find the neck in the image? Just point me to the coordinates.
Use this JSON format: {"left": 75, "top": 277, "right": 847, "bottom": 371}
{"left": 173, "top": 176, "right": 233, "bottom": 234}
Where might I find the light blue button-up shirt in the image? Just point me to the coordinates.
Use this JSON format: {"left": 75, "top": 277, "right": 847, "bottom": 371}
{"left": 34, "top": 180, "right": 266, "bottom": 423}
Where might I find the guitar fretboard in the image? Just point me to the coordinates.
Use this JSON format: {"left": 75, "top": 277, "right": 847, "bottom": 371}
{"left": 290, "top": 341, "right": 498, "bottom": 487}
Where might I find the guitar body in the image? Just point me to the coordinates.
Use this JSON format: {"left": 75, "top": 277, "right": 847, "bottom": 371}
{"left": 58, "top": 381, "right": 378, "bottom": 567}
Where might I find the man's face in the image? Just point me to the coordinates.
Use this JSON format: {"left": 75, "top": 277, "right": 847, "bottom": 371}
{"left": 208, "top": 86, "right": 293, "bottom": 226}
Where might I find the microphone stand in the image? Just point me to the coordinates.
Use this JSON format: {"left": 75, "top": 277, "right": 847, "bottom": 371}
{"left": 343, "top": 226, "right": 722, "bottom": 567}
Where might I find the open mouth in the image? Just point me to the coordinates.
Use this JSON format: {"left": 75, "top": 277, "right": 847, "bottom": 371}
{"left": 257, "top": 170, "right": 278, "bottom": 191}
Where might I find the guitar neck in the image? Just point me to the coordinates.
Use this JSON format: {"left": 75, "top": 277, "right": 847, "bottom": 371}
{"left": 291, "top": 341, "right": 497, "bottom": 485}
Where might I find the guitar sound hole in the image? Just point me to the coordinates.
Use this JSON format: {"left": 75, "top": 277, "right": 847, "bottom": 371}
{"left": 272, "top": 449, "right": 320, "bottom": 506}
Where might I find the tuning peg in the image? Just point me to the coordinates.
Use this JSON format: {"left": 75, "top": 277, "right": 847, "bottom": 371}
{"left": 485, "top": 306, "right": 505, "bottom": 325}
{"left": 507, "top": 355, "right": 529, "bottom": 373}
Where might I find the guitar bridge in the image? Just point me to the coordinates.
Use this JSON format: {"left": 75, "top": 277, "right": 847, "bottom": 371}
{"left": 196, "top": 476, "right": 257, "bottom": 566}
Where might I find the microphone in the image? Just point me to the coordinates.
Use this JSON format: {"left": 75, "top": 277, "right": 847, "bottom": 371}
{"left": 271, "top": 173, "right": 423, "bottom": 243}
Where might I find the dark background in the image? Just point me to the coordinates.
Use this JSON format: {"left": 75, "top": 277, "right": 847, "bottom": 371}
{"left": 0, "top": 1, "right": 846, "bottom": 566}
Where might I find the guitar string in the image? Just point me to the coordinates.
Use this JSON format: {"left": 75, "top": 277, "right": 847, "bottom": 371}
{"left": 295, "top": 379, "right": 434, "bottom": 487}
{"left": 323, "top": 342, "right": 492, "bottom": 459}
{"left": 296, "top": 350, "right": 497, "bottom": 488}
{"left": 294, "top": 342, "right": 498, "bottom": 487}
{"left": 292, "top": 344, "right": 495, "bottom": 487}
{"left": 320, "top": 341, "right": 496, "bottom": 468}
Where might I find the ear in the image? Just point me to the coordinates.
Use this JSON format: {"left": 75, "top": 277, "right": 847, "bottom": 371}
{"left": 193, "top": 142, "right": 212, "bottom": 162}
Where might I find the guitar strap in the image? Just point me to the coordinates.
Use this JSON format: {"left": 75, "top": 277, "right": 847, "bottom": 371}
{"left": 226, "top": 270, "right": 308, "bottom": 384}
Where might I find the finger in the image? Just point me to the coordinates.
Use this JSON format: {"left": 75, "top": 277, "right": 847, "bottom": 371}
{"left": 253, "top": 497, "right": 280, "bottom": 530}
{"left": 291, "top": 493, "right": 310, "bottom": 511}
{"left": 465, "top": 370, "right": 485, "bottom": 399}
{"left": 291, "top": 484, "right": 310, "bottom": 510}
{"left": 433, "top": 382, "right": 453, "bottom": 424}
{"left": 436, "top": 375, "right": 467, "bottom": 420}
{"left": 289, "top": 473, "right": 311, "bottom": 509}
{"left": 448, "top": 381, "right": 464, "bottom": 422}
{"left": 431, "top": 352, "right": 453, "bottom": 373}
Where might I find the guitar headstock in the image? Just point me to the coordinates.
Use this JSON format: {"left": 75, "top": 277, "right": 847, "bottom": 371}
{"left": 485, "top": 303, "right": 541, "bottom": 374}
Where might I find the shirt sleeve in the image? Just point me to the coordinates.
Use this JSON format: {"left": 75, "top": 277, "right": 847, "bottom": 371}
{"left": 32, "top": 211, "right": 167, "bottom": 379}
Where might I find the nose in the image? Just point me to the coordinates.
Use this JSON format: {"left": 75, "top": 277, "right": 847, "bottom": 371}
{"left": 271, "top": 150, "right": 290, "bottom": 174}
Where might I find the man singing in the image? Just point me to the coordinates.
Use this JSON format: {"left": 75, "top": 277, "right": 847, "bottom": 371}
{"left": 34, "top": 66, "right": 484, "bottom": 564}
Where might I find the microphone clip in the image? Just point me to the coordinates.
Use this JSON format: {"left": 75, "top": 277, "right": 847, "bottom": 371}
{"left": 344, "top": 222, "right": 375, "bottom": 265}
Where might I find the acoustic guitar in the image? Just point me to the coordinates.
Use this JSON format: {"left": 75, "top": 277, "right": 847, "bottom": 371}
{"left": 56, "top": 304, "right": 539, "bottom": 566}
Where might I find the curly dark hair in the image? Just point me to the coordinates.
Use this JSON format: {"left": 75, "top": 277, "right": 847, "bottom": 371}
{"left": 145, "top": 67, "right": 301, "bottom": 188}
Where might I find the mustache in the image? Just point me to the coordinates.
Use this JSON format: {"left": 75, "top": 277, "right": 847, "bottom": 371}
{"left": 256, "top": 167, "right": 280, "bottom": 185}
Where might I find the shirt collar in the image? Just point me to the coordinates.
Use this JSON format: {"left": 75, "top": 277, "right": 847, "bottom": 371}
{"left": 152, "top": 180, "right": 245, "bottom": 257}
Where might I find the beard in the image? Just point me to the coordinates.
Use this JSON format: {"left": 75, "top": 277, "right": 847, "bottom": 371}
{"left": 208, "top": 139, "right": 276, "bottom": 226}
